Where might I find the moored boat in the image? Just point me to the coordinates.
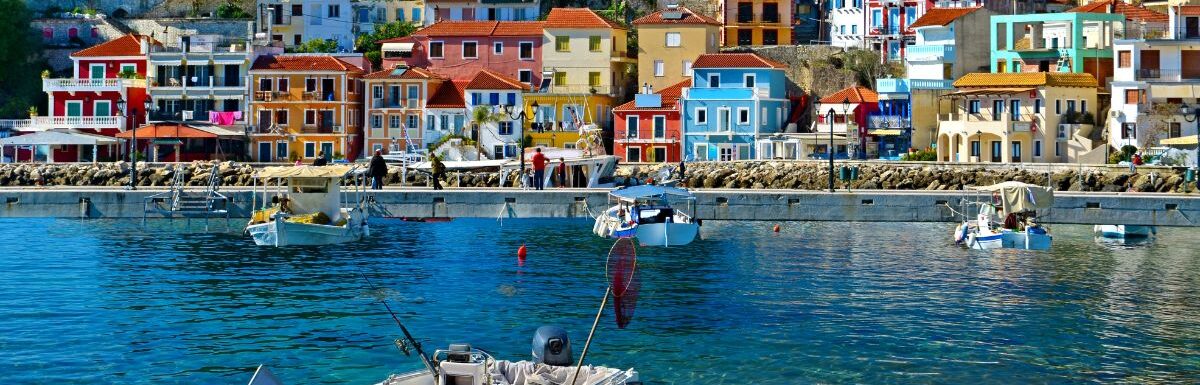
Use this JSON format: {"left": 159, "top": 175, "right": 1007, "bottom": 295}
{"left": 1094, "top": 225, "right": 1155, "bottom": 239}
{"left": 245, "top": 165, "right": 370, "bottom": 247}
{"left": 594, "top": 185, "right": 699, "bottom": 247}
{"left": 954, "top": 181, "right": 1054, "bottom": 251}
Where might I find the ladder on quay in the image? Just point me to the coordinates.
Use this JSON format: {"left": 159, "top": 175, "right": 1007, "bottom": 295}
{"left": 142, "top": 163, "right": 232, "bottom": 230}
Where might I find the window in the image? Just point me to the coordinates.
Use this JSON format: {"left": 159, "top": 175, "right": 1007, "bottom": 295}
{"left": 991, "top": 141, "right": 1002, "bottom": 162}
{"left": 695, "top": 144, "right": 709, "bottom": 161}
{"left": 304, "top": 142, "right": 316, "bottom": 158}
{"left": 93, "top": 100, "right": 111, "bottom": 117}
{"left": 666, "top": 32, "right": 681, "bottom": 47}
{"left": 1034, "top": 99, "right": 1042, "bottom": 114}
{"left": 275, "top": 77, "right": 287, "bottom": 92}
{"left": 626, "top": 116, "right": 639, "bottom": 138}
{"left": 589, "top": 72, "right": 601, "bottom": 87}
{"left": 737, "top": 107, "right": 750, "bottom": 124}
{"left": 1121, "top": 123, "right": 1136, "bottom": 139}
{"left": 373, "top": 85, "right": 383, "bottom": 99}
{"left": 851, "top": 25, "right": 857, "bottom": 34}
{"left": 292, "top": 4, "right": 303, "bottom": 16}
{"left": 653, "top": 60, "right": 664, "bottom": 77}
{"left": 1055, "top": 99, "right": 1062, "bottom": 114}
{"left": 463, "top": 41, "right": 478, "bottom": 59}
{"left": 506, "top": 93, "right": 516, "bottom": 106}
{"left": 328, "top": 5, "right": 340, "bottom": 18}
{"left": 120, "top": 63, "right": 136, "bottom": 74}
{"left": 519, "top": 42, "right": 533, "bottom": 59}
{"left": 653, "top": 116, "right": 665, "bottom": 138}
{"left": 1011, "top": 142, "right": 1022, "bottom": 162}
{"left": 489, "top": 93, "right": 500, "bottom": 105}
{"left": 1010, "top": 100, "right": 1020, "bottom": 120}
{"left": 407, "top": 85, "right": 419, "bottom": 108}
{"left": 498, "top": 121, "right": 513, "bottom": 135}
{"left": 68, "top": 27, "right": 78, "bottom": 38}
{"left": 554, "top": 72, "right": 567, "bottom": 86}
{"left": 494, "top": 42, "right": 503, "bottom": 54}
{"left": 589, "top": 36, "right": 601, "bottom": 51}
{"left": 1125, "top": 89, "right": 1141, "bottom": 105}
{"left": 304, "top": 110, "right": 317, "bottom": 125}
{"left": 708, "top": 74, "right": 719, "bottom": 88}
{"left": 968, "top": 100, "right": 980, "bottom": 114}
{"left": 761, "top": 107, "right": 767, "bottom": 126}
{"left": 371, "top": 115, "right": 383, "bottom": 128}
{"left": 1170, "top": 122, "right": 1182, "bottom": 138}
{"left": 556, "top": 36, "right": 569, "bottom": 52}
{"left": 695, "top": 108, "right": 707, "bottom": 124}
{"left": 1056, "top": 142, "right": 1062, "bottom": 157}
{"left": 737, "top": 29, "right": 752, "bottom": 46}
{"left": 276, "top": 110, "right": 289, "bottom": 125}
{"left": 992, "top": 100, "right": 1004, "bottom": 120}
{"left": 683, "top": 60, "right": 693, "bottom": 76}
{"left": 720, "top": 146, "right": 734, "bottom": 161}
{"left": 1034, "top": 140, "right": 1042, "bottom": 157}
{"left": 259, "top": 78, "right": 273, "bottom": 91}
{"left": 762, "top": 29, "right": 778, "bottom": 45}
{"left": 518, "top": 70, "right": 532, "bottom": 84}
{"left": 744, "top": 74, "right": 756, "bottom": 88}
{"left": 305, "top": 78, "right": 317, "bottom": 93}
{"left": 970, "top": 140, "right": 980, "bottom": 157}
{"left": 429, "top": 42, "right": 444, "bottom": 58}
{"left": 390, "top": 115, "right": 401, "bottom": 128}
{"left": 412, "top": 8, "right": 421, "bottom": 21}
{"left": 626, "top": 147, "right": 641, "bottom": 162}
{"left": 294, "top": 35, "right": 302, "bottom": 46}
{"left": 1066, "top": 100, "right": 1076, "bottom": 114}
{"left": 407, "top": 115, "right": 419, "bottom": 129}
{"left": 1118, "top": 50, "right": 1132, "bottom": 68}
{"left": 872, "top": 9, "right": 883, "bottom": 27}
{"left": 1080, "top": 100, "right": 1087, "bottom": 114}
{"left": 396, "top": 8, "right": 405, "bottom": 21}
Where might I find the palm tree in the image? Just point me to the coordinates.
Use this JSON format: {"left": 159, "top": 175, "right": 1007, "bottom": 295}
{"left": 469, "top": 105, "right": 501, "bottom": 152}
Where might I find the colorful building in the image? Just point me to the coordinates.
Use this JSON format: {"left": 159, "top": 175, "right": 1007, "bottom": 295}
{"left": 724, "top": 0, "right": 793, "bottom": 46}
{"left": 828, "top": 0, "right": 866, "bottom": 49}
{"left": 362, "top": 65, "right": 443, "bottom": 155}
{"left": 989, "top": 12, "right": 1125, "bottom": 87}
{"left": 613, "top": 79, "right": 690, "bottom": 163}
{"left": 936, "top": 72, "right": 1101, "bottom": 164}
{"left": 793, "top": 0, "right": 823, "bottom": 44}
{"left": 248, "top": 54, "right": 366, "bottom": 162}
{"left": 680, "top": 53, "right": 791, "bottom": 161}
{"left": 261, "top": 0, "right": 357, "bottom": 50}
{"left": 423, "top": 0, "right": 540, "bottom": 25}
{"left": 1107, "top": 6, "right": 1200, "bottom": 152}
{"left": 806, "top": 85, "right": 878, "bottom": 160}
{"left": 382, "top": 20, "right": 544, "bottom": 88}
{"left": 146, "top": 33, "right": 254, "bottom": 128}
{"left": 632, "top": 5, "right": 721, "bottom": 91}
{"left": 423, "top": 79, "right": 469, "bottom": 151}
{"left": 463, "top": 70, "right": 526, "bottom": 159}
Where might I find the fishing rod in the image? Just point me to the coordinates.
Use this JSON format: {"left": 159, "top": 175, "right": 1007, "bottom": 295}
{"left": 360, "top": 272, "right": 438, "bottom": 378}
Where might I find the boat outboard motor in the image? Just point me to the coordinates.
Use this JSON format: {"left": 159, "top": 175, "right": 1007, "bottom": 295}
{"left": 531, "top": 326, "right": 573, "bottom": 366}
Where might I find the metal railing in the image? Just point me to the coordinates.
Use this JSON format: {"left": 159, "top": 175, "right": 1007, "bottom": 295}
{"left": 156, "top": 76, "right": 245, "bottom": 88}
{"left": 0, "top": 116, "right": 125, "bottom": 130}
{"left": 42, "top": 78, "right": 139, "bottom": 90}
{"left": 905, "top": 44, "right": 955, "bottom": 62}
{"left": 150, "top": 37, "right": 250, "bottom": 53}
{"left": 867, "top": 115, "right": 911, "bottom": 129}
{"left": 1137, "top": 69, "right": 1200, "bottom": 82}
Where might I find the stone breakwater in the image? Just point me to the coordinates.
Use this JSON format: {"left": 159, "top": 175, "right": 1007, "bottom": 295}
{"left": 0, "top": 161, "right": 1195, "bottom": 193}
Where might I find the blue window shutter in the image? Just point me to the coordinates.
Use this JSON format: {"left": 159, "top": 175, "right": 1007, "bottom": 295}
{"left": 507, "top": 93, "right": 516, "bottom": 106}
{"left": 490, "top": 93, "right": 500, "bottom": 105}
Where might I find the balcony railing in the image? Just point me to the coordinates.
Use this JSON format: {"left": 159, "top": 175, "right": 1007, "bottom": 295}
{"left": 1137, "top": 69, "right": 1200, "bottom": 82}
{"left": 875, "top": 78, "right": 909, "bottom": 94}
{"left": 150, "top": 37, "right": 250, "bottom": 53}
{"left": 867, "top": 115, "right": 911, "bottom": 129}
{"left": 371, "top": 99, "right": 420, "bottom": 109}
{"left": 301, "top": 124, "right": 343, "bottom": 134}
{"left": 0, "top": 116, "right": 125, "bottom": 131}
{"left": 909, "top": 79, "right": 954, "bottom": 90}
{"left": 542, "top": 84, "right": 619, "bottom": 96}
{"left": 154, "top": 76, "right": 244, "bottom": 88}
{"left": 42, "top": 78, "right": 141, "bottom": 91}
{"left": 905, "top": 44, "right": 956, "bottom": 62}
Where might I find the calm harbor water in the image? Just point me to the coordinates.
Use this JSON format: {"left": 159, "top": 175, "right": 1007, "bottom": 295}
{"left": 2, "top": 218, "right": 1200, "bottom": 384}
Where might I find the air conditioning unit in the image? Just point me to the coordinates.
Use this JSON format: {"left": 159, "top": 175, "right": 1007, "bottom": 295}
{"left": 1108, "top": 110, "right": 1122, "bottom": 119}
{"left": 182, "top": 110, "right": 194, "bottom": 120}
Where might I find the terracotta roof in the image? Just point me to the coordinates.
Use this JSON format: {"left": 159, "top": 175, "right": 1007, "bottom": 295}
{"left": 465, "top": 69, "right": 526, "bottom": 90}
{"left": 115, "top": 123, "right": 216, "bottom": 139}
{"left": 409, "top": 20, "right": 544, "bottom": 38}
{"left": 379, "top": 36, "right": 417, "bottom": 44}
{"left": 820, "top": 85, "right": 878, "bottom": 104}
{"left": 909, "top": 7, "right": 982, "bottom": 29}
{"left": 544, "top": 8, "right": 625, "bottom": 29}
{"left": 632, "top": 6, "right": 721, "bottom": 26}
{"left": 251, "top": 55, "right": 362, "bottom": 72}
{"left": 427, "top": 80, "right": 467, "bottom": 108}
{"left": 1177, "top": 5, "right": 1200, "bottom": 16}
{"left": 493, "top": 21, "right": 546, "bottom": 36}
{"left": 692, "top": 53, "right": 788, "bottom": 69}
{"left": 363, "top": 66, "right": 440, "bottom": 80}
{"left": 614, "top": 78, "right": 692, "bottom": 111}
{"left": 953, "top": 72, "right": 1099, "bottom": 88}
{"left": 1069, "top": 0, "right": 1167, "bottom": 23}
{"left": 72, "top": 34, "right": 152, "bottom": 58}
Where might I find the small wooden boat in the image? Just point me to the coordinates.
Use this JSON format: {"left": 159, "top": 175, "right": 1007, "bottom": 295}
{"left": 954, "top": 182, "right": 1054, "bottom": 251}
{"left": 245, "top": 166, "right": 370, "bottom": 246}
{"left": 594, "top": 185, "right": 699, "bottom": 247}
{"left": 1094, "top": 225, "right": 1155, "bottom": 238}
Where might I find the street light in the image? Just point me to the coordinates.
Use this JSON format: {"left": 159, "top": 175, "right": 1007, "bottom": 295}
{"left": 828, "top": 98, "right": 850, "bottom": 193}
{"left": 974, "top": 129, "right": 982, "bottom": 163}
{"left": 503, "top": 101, "right": 538, "bottom": 188}
{"left": 1181, "top": 103, "right": 1198, "bottom": 182}
{"left": 117, "top": 98, "right": 137, "bottom": 190}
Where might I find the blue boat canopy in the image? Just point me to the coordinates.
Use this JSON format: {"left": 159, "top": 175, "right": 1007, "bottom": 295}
{"left": 609, "top": 185, "right": 694, "bottom": 201}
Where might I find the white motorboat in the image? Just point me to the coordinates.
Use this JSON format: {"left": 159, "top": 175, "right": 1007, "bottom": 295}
{"left": 1094, "top": 225, "right": 1155, "bottom": 238}
{"left": 245, "top": 165, "right": 369, "bottom": 246}
{"left": 954, "top": 181, "right": 1054, "bottom": 251}
{"left": 594, "top": 185, "right": 699, "bottom": 247}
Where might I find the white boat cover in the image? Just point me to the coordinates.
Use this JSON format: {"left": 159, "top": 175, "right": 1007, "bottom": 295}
{"left": 609, "top": 185, "right": 693, "bottom": 201}
{"left": 0, "top": 130, "right": 119, "bottom": 145}
{"left": 256, "top": 165, "right": 354, "bottom": 179}
{"left": 489, "top": 360, "right": 624, "bottom": 385}
{"left": 971, "top": 181, "right": 1054, "bottom": 213}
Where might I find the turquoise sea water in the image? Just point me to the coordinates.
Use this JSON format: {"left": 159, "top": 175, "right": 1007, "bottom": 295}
{"left": 2, "top": 218, "right": 1200, "bottom": 384}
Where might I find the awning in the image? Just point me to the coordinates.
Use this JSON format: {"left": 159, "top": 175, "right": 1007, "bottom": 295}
{"left": 610, "top": 185, "right": 694, "bottom": 201}
{"left": 116, "top": 124, "right": 217, "bottom": 139}
{"left": 0, "top": 130, "right": 118, "bottom": 146}
{"left": 1161, "top": 135, "right": 1199, "bottom": 146}
{"left": 211, "top": 59, "right": 246, "bottom": 65}
{"left": 257, "top": 165, "right": 355, "bottom": 179}
{"left": 1151, "top": 84, "right": 1200, "bottom": 99}
{"left": 870, "top": 129, "right": 903, "bottom": 136}
{"left": 941, "top": 88, "right": 1036, "bottom": 98}
{"left": 382, "top": 42, "right": 415, "bottom": 52}
{"left": 970, "top": 181, "right": 1054, "bottom": 213}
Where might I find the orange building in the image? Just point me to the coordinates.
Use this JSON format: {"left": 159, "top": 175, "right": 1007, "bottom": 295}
{"left": 248, "top": 54, "right": 366, "bottom": 162}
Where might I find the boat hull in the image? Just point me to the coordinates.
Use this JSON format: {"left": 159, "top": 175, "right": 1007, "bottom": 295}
{"left": 1094, "top": 225, "right": 1154, "bottom": 238}
{"left": 247, "top": 211, "right": 368, "bottom": 247}
{"left": 959, "top": 222, "right": 1052, "bottom": 250}
{"left": 634, "top": 222, "right": 699, "bottom": 247}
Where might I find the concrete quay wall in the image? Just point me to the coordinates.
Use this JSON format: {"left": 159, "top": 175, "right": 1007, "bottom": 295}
{"left": 1, "top": 188, "right": 1198, "bottom": 227}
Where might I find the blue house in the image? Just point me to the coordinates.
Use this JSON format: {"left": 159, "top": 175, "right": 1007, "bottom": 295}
{"left": 681, "top": 53, "right": 791, "bottom": 161}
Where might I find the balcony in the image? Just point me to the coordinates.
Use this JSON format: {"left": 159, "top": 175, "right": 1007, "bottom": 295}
{"left": 43, "top": 78, "right": 143, "bottom": 92}
{"left": 938, "top": 113, "right": 1037, "bottom": 135}
{"left": 867, "top": 115, "right": 911, "bottom": 129}
{"left": 909, "top": 79, "right": 954, "bottom": 90}
{"left": 0, "top": 116, "right": 125, "bottom": 131}
{"left": 869, "top": 26, "right": 902, "bottom": 38}
{"left": 300, "top": 124, "right": 343, "bottom": 134}
{"left": 1137, "top": 69, "right": 1200, "bottom": 83}
{"left": 683, "top": 87, "right": 761, "bottom": 100}
{"left": 905, "top": 44, "right": 956, "bottom": 63}
{"left": 875, "top": 79, "right": 909, "bottom": 94}
{"left": 371, "top": 99, "right": 420, "bottom": 109}
{"left": 541, "top": 84, "right": 620, "bottom": 96}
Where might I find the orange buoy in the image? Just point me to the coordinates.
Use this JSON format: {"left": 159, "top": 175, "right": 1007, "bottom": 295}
{"left": 517, "top": 244, "right": 528, "bottom": 260}
{"left": 773, "top": 224, "right": 781, "bottom": 233}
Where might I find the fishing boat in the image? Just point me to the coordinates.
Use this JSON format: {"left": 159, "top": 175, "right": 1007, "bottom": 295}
{"left": 408, "top": 150, "right": 619, "bottom": 189}
{"left": 593, "top": 185, "right": 699, "bottom": 247}
{"left": 1094, "top": 225, "right": 1155, "bottom": 239}
{"left": 245, "top": 165, "right": 369, "bottom": 246}
{"left": 953, "top": 181, "right": 1054, "bottom": 250}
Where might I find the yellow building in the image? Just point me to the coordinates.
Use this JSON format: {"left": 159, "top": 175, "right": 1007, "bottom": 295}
{"left": 936, "top": 73, "right": 1101, "bottom": 164}
{"left": 632, "top": 5, "right": 722, "bottom": 91}
{"left": 249, "top": 54, "right": 365, "bottom": 162}
{"left": 723, "top": 0, "right": 793, "bottom": 46}
{"left": 524, "top": 93, "right": 616, "bottom": 149}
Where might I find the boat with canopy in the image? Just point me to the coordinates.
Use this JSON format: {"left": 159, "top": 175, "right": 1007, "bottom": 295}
{"left": 245, "top": 165, "right": 370, "bottom": 246}
{"left": 954, "top": 181, "right": 1054, "bottom": 250}
{"left": 593, "top": 185, "right": 699, "bottom": 247}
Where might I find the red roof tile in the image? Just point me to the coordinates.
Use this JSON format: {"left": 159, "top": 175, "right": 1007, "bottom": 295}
{"left": 1069, "top": 0, "right": 1167, "bottom": 23}
{"left": 251, "top": 55, "right": 363, "bottom": 72}
{"left": 363, "top": 66, "right": 440, "bottom": 80}
{"left": 408, "top": 20, "right": 544, "bottom": 38}
{"left": 1182, "top": 5, "right": 1200, "bottom": 16}
{"left": 465, "top": 69, "right": 526, "bottom": 90}
{"left": 427, "top": 80, "right": 467, "bottom": 108}
{"left": 545, "top": 8, "right": 624, "bottom": 29}
{"left": 632, "top": 6, "right": 721, "bottom": 26}
{"left": 72, "top": 34, "right": 153, "bottom": 58}
{"left": 909, "top": 7, "right": 982, "bottom": 29}
{"left": 493, "top": 21, "right": 546, "bottom": 36}
{"left": 614, "top": 78, "right": 692, "bottom": 111}
{"left": 820, "top": 85, "right": 878, "bottom": 104}
{"left": 692, "top": 53, "right": 788, "bottom": 69}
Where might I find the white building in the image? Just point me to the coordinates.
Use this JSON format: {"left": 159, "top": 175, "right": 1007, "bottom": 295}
{"left": 260, "top": 0, "right": 357, "bottom": 50}
{"left": 828, "top": 0, "right": 865, "bottom": 49}
{"left": 463, "top": 70, "right": 527, "bottom": 159}
{"left": 423, "top": 0, "right": 540, "bottom": 25}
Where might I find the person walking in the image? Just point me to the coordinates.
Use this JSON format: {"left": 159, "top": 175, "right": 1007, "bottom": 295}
{"left": 430, "top": 154, "right": 445, "bottom": 190}
{"left": 557, "top": 158, "right": 567, "bottom": 188}
{"left": 312, "top": 151, "right": 328, "bottom": 166}
{"left": 368, "top": 150, "right": 387, "bottom": 190}
{"left": 531, "top": 147, "right": 548, "bottom": 190}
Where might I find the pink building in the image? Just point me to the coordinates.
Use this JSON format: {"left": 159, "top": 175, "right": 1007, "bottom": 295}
{"left": 381, "top": 20, "right": 543, "bottom": 88}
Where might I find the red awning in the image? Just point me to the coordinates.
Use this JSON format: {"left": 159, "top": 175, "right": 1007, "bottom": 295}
{"left": 115, "top": 124, "right": 217, "bottom": 139}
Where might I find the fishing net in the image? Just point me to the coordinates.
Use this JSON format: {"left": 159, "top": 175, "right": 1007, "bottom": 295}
{"left": 606, "top": 238, "right": 639, "bottom": 329}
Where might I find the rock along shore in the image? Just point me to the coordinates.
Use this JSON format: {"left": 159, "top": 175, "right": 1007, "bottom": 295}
{"left": 0, "top": 161, "right": 1194, "bottom": 193}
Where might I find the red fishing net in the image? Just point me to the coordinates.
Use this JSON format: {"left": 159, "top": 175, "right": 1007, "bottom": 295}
{"left": 607, "top": 238, "right": 639, "bottom": 329}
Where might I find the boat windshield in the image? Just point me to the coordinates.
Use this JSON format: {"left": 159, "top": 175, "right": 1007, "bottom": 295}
{"left": 635, "top": 206, "right": 675, "bottom": 224}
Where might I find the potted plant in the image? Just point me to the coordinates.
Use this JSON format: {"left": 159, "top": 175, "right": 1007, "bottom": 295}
{"left": 41, "top": 69, "right": 50, "bottom": 79}
{"left": 28, "top": 106, "right": 37, "bottom": 118}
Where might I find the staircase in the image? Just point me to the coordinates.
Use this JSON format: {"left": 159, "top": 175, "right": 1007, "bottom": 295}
{"left": 142, "top": 163, "right": 231, "bottom": 229}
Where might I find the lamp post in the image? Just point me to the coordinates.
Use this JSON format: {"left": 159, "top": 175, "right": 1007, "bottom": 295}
{"left": 503, "top": 101, "right": 538, "bottom": 187}
{"left": 1182, "top": 103, "right": 1198, "bottom": 185}
{"left": 828, "top": 98, "right": 850, "bottom": 193}
{"left": 974, "top": 129, "right": 982, "bottom": 163}
{"left": 117, "top": 98, "right": 138, "bottom": 190}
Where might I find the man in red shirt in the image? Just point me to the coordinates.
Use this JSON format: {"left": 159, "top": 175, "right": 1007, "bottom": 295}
{"left": 531, "top": 147, "right": 548, "bottom": 190}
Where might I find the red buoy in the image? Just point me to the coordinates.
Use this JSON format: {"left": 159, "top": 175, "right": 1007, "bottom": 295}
{"left": 773, "top": 224, "right": 781, "bottom": 233}
{"left": 517, "top": 244, "right": 528, "bottom": 260}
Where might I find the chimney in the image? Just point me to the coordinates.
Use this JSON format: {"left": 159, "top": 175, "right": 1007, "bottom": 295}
{"left": 139, "top": 36, "right": 149, "bottom": 54}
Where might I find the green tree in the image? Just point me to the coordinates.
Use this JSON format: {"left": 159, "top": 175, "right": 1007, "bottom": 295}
{"left": 291, "top": 38, "right": 340, "bottom": 53}
{"left": 216, "top": 1, "right": 252, "bottom": 19}
{"left": 0, "top": 0, "right": 44, "bottom": 118}
{"left": 355, "top": 21, "right": 419, "bottom": 69}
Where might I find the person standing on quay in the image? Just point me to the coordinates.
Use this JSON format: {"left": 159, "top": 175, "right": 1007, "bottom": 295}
{"left": 557, "top": 158, "right": 567, "bottom": 188}
{"left": 430, "top": 154, "right": 445, "bottom": 190}
{"left": 368, "top": 150, "right": 387, "bottom": 190}
{"left": 531, "top": 147, "right": 547, "bottom": 190}
{"left": 312, "top": 151, "right": 328, "bottom": 166}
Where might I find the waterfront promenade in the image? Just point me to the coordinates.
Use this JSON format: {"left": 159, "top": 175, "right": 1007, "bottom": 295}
{"left": 2, "top": 186, "right": 1197, "bottom": 227}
